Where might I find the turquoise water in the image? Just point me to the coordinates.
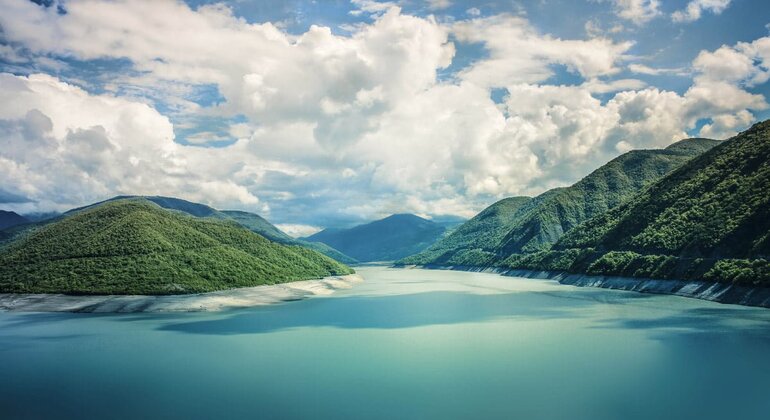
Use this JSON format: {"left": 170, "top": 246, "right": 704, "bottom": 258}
{"left": 2, "top": 266, "right": 770, "bottom": 420}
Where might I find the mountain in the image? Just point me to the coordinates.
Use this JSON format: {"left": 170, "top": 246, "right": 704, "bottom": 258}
{"left": 305, "top": 214, "right": 446, "bottom": 262}
{"left": 495, "top": 138, "right": 721, "bottom": 255}
{"left": 399, "top": 197, "right": 531, "bottom": 266}
{"left": 505, "top": 121, "right": 770, "bottom": 285}
{"left": 398, "top": 138, "right": 719, "bottom": 267}
{"left": 64, "top": 195, "right": 357, "bottom": 264}
{"left": 220, "top": 210, "right": 358, "bottom": 264}
{"left": 0, "top": 198, "right": 353, "bottom": 295}
{"left": 0, "top": 210, "right": 28, "bottom": 231}
{"left": 220, "top": 210, "right": 294, "bottom": 242}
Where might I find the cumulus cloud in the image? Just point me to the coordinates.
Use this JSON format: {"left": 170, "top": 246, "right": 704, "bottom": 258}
{"left": 453, "top": 14, "right": 633, "bottom": 87}
{"left": 0, "top": 73, "right": 258, "bottom": 213}
{"left": 672, "top": 0, "right": 732, "bottom": 23}
{"left": 0, "top": 0, "right": 767, "bottom": 226}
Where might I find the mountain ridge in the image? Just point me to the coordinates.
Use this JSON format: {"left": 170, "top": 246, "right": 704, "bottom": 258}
{"left": 0, "top": 198, "right": 353, "bottom": 295}
{"left": 502, "top": 121, "right": 770, "bottom": 285}
{"left": 305, "top": 213, "right": 446, "bottom": 262}
{"left": 399, "top": 137, "right": 720, "bottom": 266}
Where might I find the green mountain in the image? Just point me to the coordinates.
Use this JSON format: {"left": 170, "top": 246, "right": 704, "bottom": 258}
{"left": 496, "top": 138, "right": 721, "bottom": 255}
{"left": 399, "top": 138, "right": 719, "bottom": 267}
{"left": 305, "top": 214, "right": 446, "bottom": 262}
{"left": 65, "top": 195, "right": 357, "bottom": 264}
{"left": 0, "top": 198, "right": 353, "bottom": 295}
{"left": 0, "top": 210, "right": 28, "bottom": 231}
{"left": 505, "top": 121, "right": 770, "bottom": 285}
{"left": 399, "top": 197, "right": 531, "bottom": 266}
{"left": 220, "top": 210, "right": 358, "bottom": 264}
{"left": 220, "top": 210, "right": 294, "bottom": 242}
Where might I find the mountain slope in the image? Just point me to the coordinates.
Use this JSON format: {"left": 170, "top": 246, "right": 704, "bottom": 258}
{"left": 220, "top": 210, "right": 294, "bottom": 242}
{"left": 63, "top": 195, "right": 356, "bottom": 264}
{"left": 399, "top": 197, "right": 531, "bottom": 266}
{"left": 495, "top": 138, "right": 721, "bottom": 255}
{"left": 305, "top": 214, "right": 446, "bottom": 262}
{"left": 398, "top": 138, "right": 719, "bottom": 267}
{"left": 0, "top": 210, "right": 28, "bottom": 231}
{"left": 220, "top": 210, "right": 358, "bottom": 264}
{"left": 0, "top": 198, "right": 353, "bottom": 295}
{"left": 506, "top": 121, "right": 770, "bottom": 285}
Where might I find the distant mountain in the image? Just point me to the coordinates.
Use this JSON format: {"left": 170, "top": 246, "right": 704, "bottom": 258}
{"left": 20, "top": 212, "right": 59, "bottom": 223}
{"left": 221, "top": 210, "right": 293, "bottom": 242}
{"left": 399, "top": 138, "right": 719, "bottom": 267}
{"left": 399, "top": 197, "right": 531, "bottom": 266}
{"left": 507, "top": 121, "right": 770, "bottom": 285}
{"left": 430, "top": 215, "right": 468, "bottom": 228}
{"left": 305, "top": 214, "right": 446, "bottom": 262}
{"left": 0, "top": 198, "right": 353, "bottom": 295}
{"left": 0, "top": 210, "right": 28, "bottom": 231}
{"left": 220, "top": 210, "right": 358, "bottom": 264}
{"left": 63, "top": 195, "right": 356, "bottom": 264}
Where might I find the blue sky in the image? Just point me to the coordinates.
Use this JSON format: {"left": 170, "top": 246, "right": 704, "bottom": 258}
{"left": 0, "top": 0, "right": 768, "bottom": 234}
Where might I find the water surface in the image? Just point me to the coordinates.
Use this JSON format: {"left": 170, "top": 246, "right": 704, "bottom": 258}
{"left": 2, "top": 267, "right": 769, "bottom": 419}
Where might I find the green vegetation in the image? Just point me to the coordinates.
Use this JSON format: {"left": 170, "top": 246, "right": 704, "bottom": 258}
{"left": 0, "top": 199, "right": 353, "bottom": 295}
{"left": 305, "top": 214, "right": 446, "bottom": 262}
{"left": 495, "top": 138, "right": 720, "bottom": 255}
{"left": 59, "top": 195, "right": 358, "bottom": 264}
{"left": 398, "top": 138, "right": 719, "bottom": 267}
{"left": 399, "top": 197, "right": 530, "bottom": 266}
{"left": 220, "top": 210, "right": 358, "bottom": 264}
{"left": 502, "top": 121, "right": 770, "bottom": 286}
{"left": 220, "top": 210, "right": 294, "bottom": 242}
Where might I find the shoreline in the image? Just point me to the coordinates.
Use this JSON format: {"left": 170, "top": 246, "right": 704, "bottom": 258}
{"left": 399, "top": 264, "right": 770, "bottom": 308}
{"left": 0, "top": 273, "right": 364, "bottom": 313}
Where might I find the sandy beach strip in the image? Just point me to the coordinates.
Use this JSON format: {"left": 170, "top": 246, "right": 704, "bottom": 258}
{"left": 0, "top": 273, "right": 364, "bottom": 313}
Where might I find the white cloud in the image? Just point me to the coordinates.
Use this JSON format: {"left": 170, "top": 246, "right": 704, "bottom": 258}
{"left": 276, "top": 224, "right": 323, "bottom": 238}
{"left": 672, "top": 0, "right": 732, "bottom": 23}
{"left": 604, "top": 0, "right": 661, "bottom": 25}
{"left": 453, "top": 15, "right": 633, "bottom": 87}
{"left": 350, "top": 0, "right": 398, "bottom": 16}
{"left": 466, "top": 7, "right": 481, "bottom": 16}
{"left": 0, "top": 73, "right": 258, "bottom": 213}
{"left": 0, "top": 1, "right": 766, "bottom": 225}
{"left": 628, "top": 63, "right": 687, "bottom": 76}
{"left": 426, "top": 0, "right": 452, "bottom": 10}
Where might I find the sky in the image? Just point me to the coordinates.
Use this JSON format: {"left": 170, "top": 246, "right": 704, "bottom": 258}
{"left": 0, "top": 0, "right": 769, "bottom": 235}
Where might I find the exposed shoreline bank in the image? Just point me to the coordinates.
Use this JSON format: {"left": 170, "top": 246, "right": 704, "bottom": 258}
{"left": 399, "top": 264, "right": 770, "bottom": 308}
{"left": 0, "top": 273, "right": 364, "bottom": 313}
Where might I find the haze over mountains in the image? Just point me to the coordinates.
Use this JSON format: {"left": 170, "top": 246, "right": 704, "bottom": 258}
{"left": 304, "top": 214, "right": 449, "bottom": 262}
{"left": 0, "top": 210, "right": 28, "bottom": 231}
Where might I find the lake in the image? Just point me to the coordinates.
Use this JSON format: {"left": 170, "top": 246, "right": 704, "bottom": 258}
{"left": 2, "top": 266, "right": 769, "bottom": 420}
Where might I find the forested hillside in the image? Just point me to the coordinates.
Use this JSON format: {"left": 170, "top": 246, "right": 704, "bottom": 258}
{"left": 0, "top": 199, "right": 353, "bottom": 294}
{"left": 502, "top": 121, "right": 770, "bottom": 285}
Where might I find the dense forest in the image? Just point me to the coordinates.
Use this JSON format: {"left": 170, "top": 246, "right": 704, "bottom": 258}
{"left": 400, "top": 138, "right": 720, "bottom": 267}
{"left": 503, "top": 121, "right": 770, "bottom": 285}
{"left": 0, "top": 199, "right": 353, "bottom": 295}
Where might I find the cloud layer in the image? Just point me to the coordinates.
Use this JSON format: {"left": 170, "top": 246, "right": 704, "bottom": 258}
{"left": 0, "top": 0, "right": 767, "bottom": 226}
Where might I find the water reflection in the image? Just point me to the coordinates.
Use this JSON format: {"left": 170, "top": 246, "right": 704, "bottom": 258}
{"left": 158, "top": 290, "right": 597, "bottom": 335}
